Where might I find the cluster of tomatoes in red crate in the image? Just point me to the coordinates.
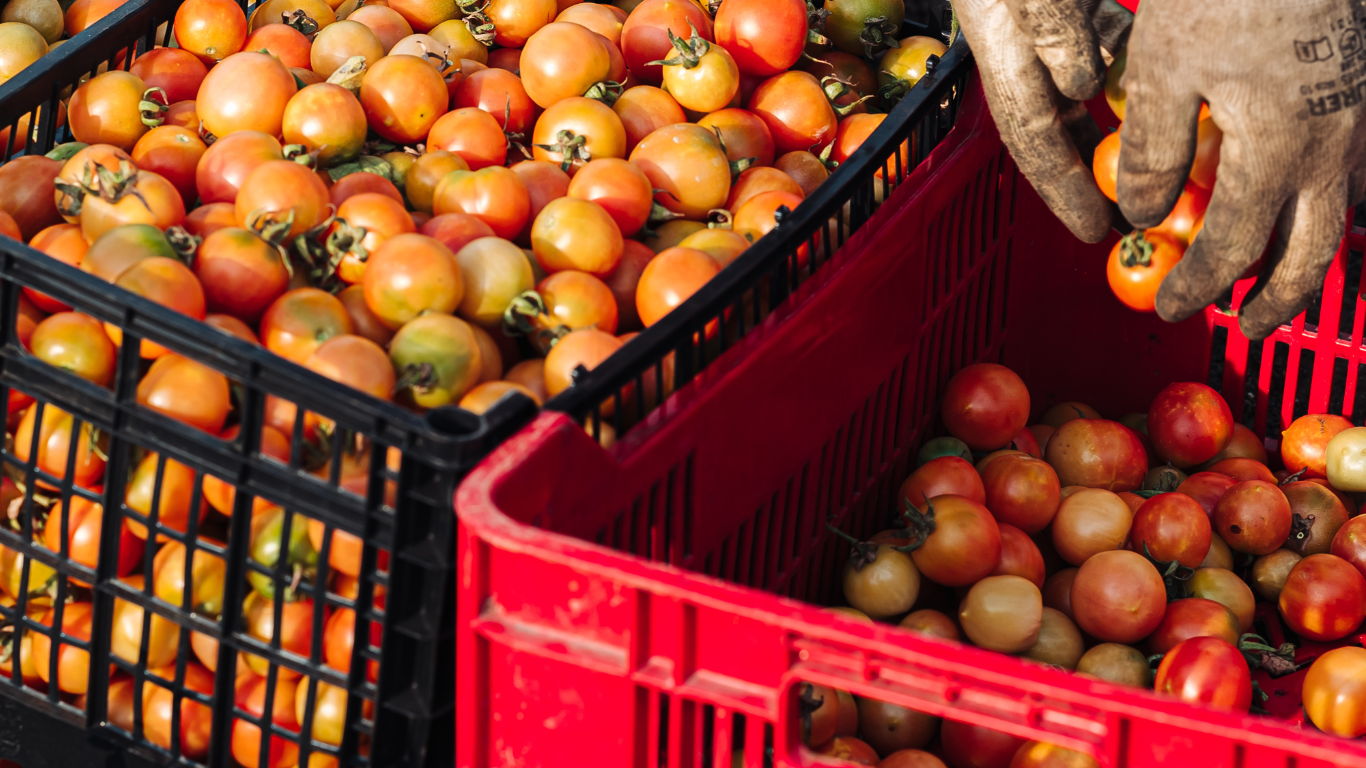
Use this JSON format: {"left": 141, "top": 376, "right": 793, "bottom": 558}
{"left": 795, "top": 362, "right": 1366, "bottom": 767}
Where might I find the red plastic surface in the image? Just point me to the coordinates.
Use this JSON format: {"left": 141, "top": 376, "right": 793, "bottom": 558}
{"left": 455, "top": 78, "right": 1366, "bottom": 767}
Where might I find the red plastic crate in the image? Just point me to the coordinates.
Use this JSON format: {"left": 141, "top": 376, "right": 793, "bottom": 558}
{"left": 454, "top": 75, "right": 1366, "bottom": 767}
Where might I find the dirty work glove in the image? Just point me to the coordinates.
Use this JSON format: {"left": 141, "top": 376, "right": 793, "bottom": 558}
{"left": 1118, "top": 0, "right": 1366, "bottom": 340}
{"left": 954, "top": 0, "right": 1134, "bottom": 244}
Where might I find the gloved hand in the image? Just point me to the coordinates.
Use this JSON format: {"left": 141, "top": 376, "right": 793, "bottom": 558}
{"left": 954, "top": 0, "right": 1135, "bottom": 244}
{"left": 1118, "top": 0, "right": 1366, "bottom": 340}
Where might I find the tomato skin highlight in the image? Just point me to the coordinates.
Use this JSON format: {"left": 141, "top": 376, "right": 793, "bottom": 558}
{"left": 1304, "top": 646, "right": 1366, "bottom": 738}
{"left": 1147, "top": 382, "right": 1234, "bottom": 468}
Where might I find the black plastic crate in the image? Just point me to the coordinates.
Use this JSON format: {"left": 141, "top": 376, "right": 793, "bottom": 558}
{"left": 0, "top": 4, "right": 534, "bottom": 766}
{"left": 0, "top": 0, "right": 966, "bottom": 764}
{"left": 522, "top": 17, "right": 973, "bottom": 444}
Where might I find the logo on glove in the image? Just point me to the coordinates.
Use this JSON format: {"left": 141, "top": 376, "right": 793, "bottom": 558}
{"left": 1297, "top": 37, "right": 1336, "bottom": 62}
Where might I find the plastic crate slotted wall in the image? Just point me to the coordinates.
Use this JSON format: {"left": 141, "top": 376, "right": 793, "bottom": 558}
{"left": 1209, "top": 217, "right": 1366, "bottom": 446}
{"left": 578, "top": 146, "right": 1015, "bottom": 608}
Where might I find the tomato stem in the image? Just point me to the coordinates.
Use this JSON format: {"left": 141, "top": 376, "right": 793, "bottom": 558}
{"left": 138, "top": 87, "right": 169, "bottom": 128}
{"left": 824, "top": 519, "right": 879, "bottom": 569}
{"left": 282, "top": 8, "right": 319, "bottom": 37}
{"left": 859, "top": 16, "right": 900, "bottom": 59}
{"left": 1118, "top": 230, "right": 1155, "bottom": 268}
{"left": 1139, "top": 541, "right": 1194, "bottom": 601}
{"left": 647, "top": 21, "right": 710, "bottom": 69}
{"left": 326, "top": 56, "right": 368, "bottom": 94}
{"left": 893, "top": 497, "right": 938, "bottom": 553}
{"left": 534, "top": 129, "right": 591, "bottom": 172}
{"left": 582, "top": 80, "right": 625, "bottom": 107}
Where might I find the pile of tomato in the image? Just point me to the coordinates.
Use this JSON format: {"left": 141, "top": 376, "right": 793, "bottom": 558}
{"left": 0, "top": 0, "right": 951, "bottom": 447}
{"left": 799, "top": 361, "right": 1366, "bottom": 767}
{"left": 1093, "top": 51, "right": 1229, "bottom": 314}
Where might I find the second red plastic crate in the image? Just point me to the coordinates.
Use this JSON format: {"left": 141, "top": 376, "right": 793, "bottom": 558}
{"left": 455, "top": 74, "right": 1366, "bottom": 767}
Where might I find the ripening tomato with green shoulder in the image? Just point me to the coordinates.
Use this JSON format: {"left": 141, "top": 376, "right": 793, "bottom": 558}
{"left": 388, "top": 313, "right": 484, "bottom": 409}
{"left": 823, "top": 0, "right": 904, "bottom": 57}
{"left": 261, "top": 288, "right": 354, "bottom": 364}
{"left": 655, "top": 24, "right": 739, "bottom": 114}
{"left": 107, "top": 257, "right": 207, "bottom": 358}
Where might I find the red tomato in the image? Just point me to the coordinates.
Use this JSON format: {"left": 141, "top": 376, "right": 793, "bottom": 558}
{"left": 242, "top": 24, "right": 312, "bottom": 69}
{"left": 432, "top": 166, "right": 531, "bottom": 240}
{"left": 1176, "top": 471, "right": 1236, "bottom": 517}
{"left": 453, "top": 67, "right": 538, "bottom": 135}
{"left": 1154, "top": 636, "right": 1251, "bottom": 711}
{"left": 519, "top": 21, "right": 615, "bottom": 108}
{"left": 194, "top": 130, "right": 283, "bottom": 205}
{"left": 428, "top": 107, "right": 508, "bottom": 170}
{"left": 748, "top": 70, "right": 838, "bottom": 153}
{"left": 329, "top": 171, "right": 404, "bottom": 208}
{"left": 131, "top": 125, "right": 208, "bottom": 207}
{"left": 907, "top": 495, "right": 1001, "bottom": 587}
{"left": 1130, "top": 492, "right": 1211, "bottom": 568}
{"left": 941, "top": 363, "right": 1030, "bottom": 451}
{"left": 620, "top": 0, "right": 713, "bottom": 85}
{"left": 175, "top": 0, "right": 248, "bottom": 63}
{"left": 1145, "top": 597, "right": 1239, "bottom": 654}
{"left": 358, "top": 53, "right": 449, "bottom": 143}
{"left": 197, "top": 51, "right": 297, "bottom": 138}
{"left": 566, "top": 158, "right": 653, "bottom": 236}
{"left": 980, "top": 454, "right": 1061, "bottom": 534}
{"left": 1205, "top": 457, "right": 1276, "bottom": 484}
{"left": 697, "top": 108, "right": 776, "bottom": 169}
{"left": 1071, "top": 549, "right": 1165, "bottom": 643}
{"left": 1147, "top": 382, "right": 1234, "bottom": 468}
{"left": 714, "top": 0, "right": 806, "bottom": 76}
{"left": 420, "top": 213, "right": 497, "bottom": 253}
{"left": 1279, "top": 553, "right": 1366, "bottom": 641}
{"left": 1189, "top": 117, "right": 1222, "bottom": 189}
{"left": 1152, "top": 183, "right": 1211, "bottom": 246}
{"left": 940, "top": 720, "right": 1025, "bottom": 768}
{"left": 130, "top": 47, "right": 209, "bottom": 103}
{"left": 900, "top": 456, "right": 986, "bottom": 509}
{"left": 1213, "top": 480, "right": 1291, "bottom": 555}
{"left": 991, "top": 523, "right": 1045, "bottom": 588}
{"left": 613, "top": 85, "right": 686, "bottom": 151}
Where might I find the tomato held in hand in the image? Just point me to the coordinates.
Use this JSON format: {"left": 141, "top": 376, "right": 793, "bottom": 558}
{"left": 1107, "top": 230, "right": 1184, "bottom": 312}
{"left": 940, "top": 363, "right": 1029, "bottom": 451}
{"left": 1147, "top": 382, "right": 1234, "bottom": 468}
{"left": 1154, "top": 636, "right": 1251, "bottom": 711}
{"left": 1092, "top": 130, "right": 1120, "bottom": 203}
